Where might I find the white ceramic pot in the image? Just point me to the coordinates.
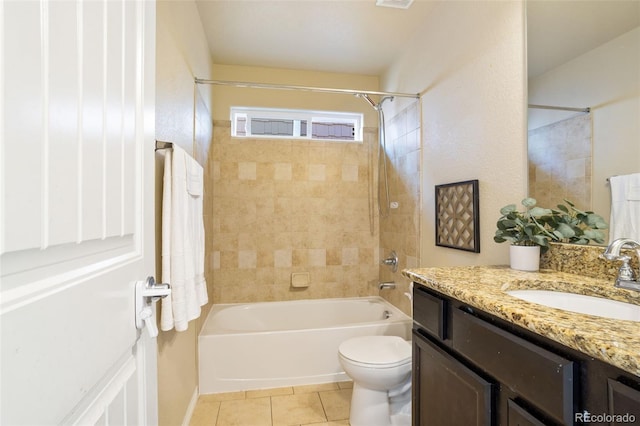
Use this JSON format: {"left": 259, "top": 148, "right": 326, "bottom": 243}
{"left": 509, "top": 245, "right": 540, "bottom": 271}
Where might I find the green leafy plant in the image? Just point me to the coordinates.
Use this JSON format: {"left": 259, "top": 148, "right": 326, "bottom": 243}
{"left": 494, "top": 198, "right": 556, "bottom": 252}
{"left": 547, "top": 199, "right": 608, "bottom": 245}
{"left": 494, "top": 198, "right": 609, "bottom": 253}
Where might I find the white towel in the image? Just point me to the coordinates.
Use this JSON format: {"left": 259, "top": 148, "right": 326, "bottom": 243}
{"left": 609, "top": 172, "right": 640, "bottom": 243}
{"left": 160, "top": 146, "right": 208, "bottom": 332}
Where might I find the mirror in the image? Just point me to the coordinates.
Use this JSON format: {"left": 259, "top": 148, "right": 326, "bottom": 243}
{"left": 526, "top": 1, "right": 640, "bottom": 244}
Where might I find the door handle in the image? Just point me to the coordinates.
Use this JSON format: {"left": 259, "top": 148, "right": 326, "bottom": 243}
{"left": 135, "top": 276, "right": 171, "bottom": 338}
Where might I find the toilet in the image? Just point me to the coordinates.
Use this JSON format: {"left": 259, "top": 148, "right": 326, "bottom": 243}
{"left": 338, "top": 336, "right": 412, "bottom": 426}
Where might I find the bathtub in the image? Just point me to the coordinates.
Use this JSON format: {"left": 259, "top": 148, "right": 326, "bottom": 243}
{"left": 198, "top": 296, "right": 412, "bottom": 394}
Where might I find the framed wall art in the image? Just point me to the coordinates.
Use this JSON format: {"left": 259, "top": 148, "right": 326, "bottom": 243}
{"left": 435, "top": 179, "right": 480, "bottom": 252}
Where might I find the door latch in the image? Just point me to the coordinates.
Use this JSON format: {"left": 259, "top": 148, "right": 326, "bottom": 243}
{"left": 135, "top": 276, "right": 171, "bottom": 338}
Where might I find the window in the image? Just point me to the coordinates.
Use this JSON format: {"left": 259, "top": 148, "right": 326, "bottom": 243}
{"left": 231, "top": 107, "right": 363, "bottom": 142}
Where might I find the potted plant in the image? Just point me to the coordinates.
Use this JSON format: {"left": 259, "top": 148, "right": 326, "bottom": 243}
{"left": 494, "top": 198, "right": 609, "bottom": 271}
{"left": 546, "top": 199, "right": 608, "bottom": 245}
{"left": 494, "top": 198, "right": 555, "bottom": 271}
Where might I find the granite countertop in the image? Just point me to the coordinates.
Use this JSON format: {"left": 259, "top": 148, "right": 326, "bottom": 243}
{"left": 402, "top": 266, "right": 640, "bottom": 377}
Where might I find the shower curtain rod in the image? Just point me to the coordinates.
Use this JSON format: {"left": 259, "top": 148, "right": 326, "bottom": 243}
{"left": 194, "top": 78, "right": 420, "bottom": 99}
{"left": 528, "top": 104, "right": 590, "bottom": 113}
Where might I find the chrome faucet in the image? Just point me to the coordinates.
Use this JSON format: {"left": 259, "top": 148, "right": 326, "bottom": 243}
{"left": 602, "top": 238, "right": 640, "bottom": 291}
{"left": 379, "top": 282, "right": 396, "bottom": 290}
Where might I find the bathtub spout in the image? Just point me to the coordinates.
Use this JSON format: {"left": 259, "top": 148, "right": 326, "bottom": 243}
{"left": 379, "top": 282, "right": 396, "bottom": 290}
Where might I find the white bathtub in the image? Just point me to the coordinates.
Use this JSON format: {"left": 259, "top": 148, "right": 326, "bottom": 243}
{"left": 198, "top": 296, "right": 412, "bottom": 394}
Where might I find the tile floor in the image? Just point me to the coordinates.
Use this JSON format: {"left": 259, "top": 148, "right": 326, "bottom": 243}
{"left": 190, "top": 382, "right": 353, "bottom": 426}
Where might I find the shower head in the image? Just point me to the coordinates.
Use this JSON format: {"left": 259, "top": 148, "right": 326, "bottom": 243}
{"left": 355, "top": 93, "right": 378, "bottom": 109}
{"left": 355, "top": 93, "right": 394, "bottom": 111}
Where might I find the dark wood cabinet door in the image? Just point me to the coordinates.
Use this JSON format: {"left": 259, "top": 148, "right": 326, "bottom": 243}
{"left": 608, "top": 379, "right": 640, "bottom": 423}
{"left": 413, "top": 330, "right": 494, "bottom": 426}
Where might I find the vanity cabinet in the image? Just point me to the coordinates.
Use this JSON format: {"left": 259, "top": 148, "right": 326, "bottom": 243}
{"left": 412, "top": 284, "right": 640, "bottom": 426}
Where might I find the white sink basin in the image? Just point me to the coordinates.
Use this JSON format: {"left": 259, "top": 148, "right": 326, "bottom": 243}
{"left": 506, "top": 290, "right": 640, "bottom": 322}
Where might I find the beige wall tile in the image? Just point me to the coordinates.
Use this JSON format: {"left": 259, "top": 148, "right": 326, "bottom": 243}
{"left": 378, "top": 102, "right": 422, "bottom": 316}
{"left": 528, "top": 114, "right": 592, "bottom": 210}
{"left": 274, "top": 249, "right": 293, "bottom": 268}
{"left": 238, "top": 162, "right": 257, "bottom": 180}
{"left": 308, "top": 164, "right": 326, "bottom": 181}
{"left": 274, "top": 163, "right": 292, "bottom": 180}
{"left": 341, "top": 247, "right": 359, "bottom": 266}
{"left": 209, "top": 107, "right": 420, "bottom": 309}
{"left": 211, "top": 251, "right": 220, "bottom": 269}
{"left": 210, "top": 122, "right": 382, "bottom": 304}
{"left": 308, "top": 249, "right": 327, "bottom": 267}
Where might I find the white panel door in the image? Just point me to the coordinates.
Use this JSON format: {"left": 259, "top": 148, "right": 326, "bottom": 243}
{"left": 0, "top": 0, "right": 157, "bottom": 424}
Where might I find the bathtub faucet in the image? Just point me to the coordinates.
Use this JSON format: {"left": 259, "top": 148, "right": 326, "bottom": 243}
{"left": 381, "top": 251, "right": 398, "bottom": 273}
{"left": 379, "top": 282, "right": 396, "bottom": 290}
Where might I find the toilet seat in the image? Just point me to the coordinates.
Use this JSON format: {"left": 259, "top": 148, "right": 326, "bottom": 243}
{"left": 339, "top": 336, "right": 411, "bottom": 368}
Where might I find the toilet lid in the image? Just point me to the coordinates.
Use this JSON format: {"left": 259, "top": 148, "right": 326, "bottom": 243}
{"left": 339, "top": 336, "right": 411, "bottom": 366}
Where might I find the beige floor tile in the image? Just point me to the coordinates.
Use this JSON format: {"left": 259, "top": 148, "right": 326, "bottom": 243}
{"left": 336, "top": 381, "right": 353, "bottom": 390}
{"left": 216, "top": 397, "right": 272, "bottom": 426}
{"left": 199, "top": 391, "right": 246, "bottom": 403}
{"left": 189, "top": 400, "right": 220, "bottom": 426}
{"left": 293, "top": 383, "right": 339, "bottom": 394}
{"left": 319, "top": 389, "right": 352, "bottom": 421}
{"left": 272, "top": 393, "right": 327, "bottom": 426}
{"left": 247, "top": 386, "right": 294, "bottom": 399}
{"left": 302, "top": 421, "right": 350, "bottom": 426}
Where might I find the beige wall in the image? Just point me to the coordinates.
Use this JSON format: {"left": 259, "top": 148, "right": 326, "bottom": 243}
{"left": 382, "top": 1, "right": 528, "bottom": 268}
{"left": 528, "top": 26, "right": 640, "bottom": 225}
{"left": 155, "top": 1, "right": 214, "bottom": 425}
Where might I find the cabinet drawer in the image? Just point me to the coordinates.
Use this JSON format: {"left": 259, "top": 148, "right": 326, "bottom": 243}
{"left": 451, "top": 308, "right": 575, "bottom": 425}
{"left": 413, "top": 285, "right": 446, "bottom": 340}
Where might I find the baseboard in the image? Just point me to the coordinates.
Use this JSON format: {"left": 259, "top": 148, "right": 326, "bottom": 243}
{"left": 181, "top": 387, "right": 199, "bottom": 426}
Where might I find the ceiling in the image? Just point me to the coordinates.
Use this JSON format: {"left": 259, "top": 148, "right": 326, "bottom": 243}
{"left": 195, "top": 0, "right": 435, "bottom": 76}
{"left": 196, "top": 0, "right": 640, "bottom": 79}
{"left": 527, "top": 1, "right": 640, "bottom": 78}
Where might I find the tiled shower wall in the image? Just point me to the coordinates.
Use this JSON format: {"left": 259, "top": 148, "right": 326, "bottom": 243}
{"left": 528, "top": 113, "right": 592, "bottom": 211}
{"left": 379, "top": 101, "right": 421, "bottom": 315}
{"left": 207, "top": 121, "right": 380, "bottom": 303}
